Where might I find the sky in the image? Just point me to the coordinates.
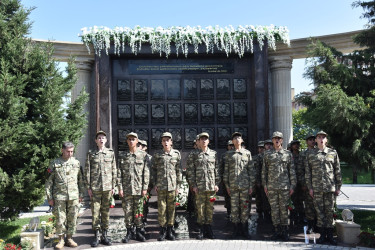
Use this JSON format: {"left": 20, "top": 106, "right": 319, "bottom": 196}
{"left": 22, "top": 0, "right": 368, "bottom": 95}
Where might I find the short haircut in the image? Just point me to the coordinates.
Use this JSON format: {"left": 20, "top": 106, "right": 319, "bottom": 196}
{"left": 62, "top": 141, "right": 75, "bottom": 149}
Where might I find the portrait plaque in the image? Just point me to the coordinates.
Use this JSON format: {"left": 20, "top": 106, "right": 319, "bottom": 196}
{"left": 200, "top": 79, "right": 214, "bottom": 99}
{"left": 134, "top": 79, "right": 148, "bottom": 101}
{"left": 117, "top": 79, "right": 131, "bottom": 101}
{"left": 151, "top": 104, "right": 165, "bottom": 125}
{"left": 200, "top": 103, "right": 214, "bottom": 123}
{"left": 217, "top": 103, "right": 231, "bottom": 124}
{"left": 218, "top": 127, "right": 231, "bottom": 148}
{"left": 151, "top": 128, "right": 164, "bottom": 149}
{"left": 118, "top": 104, "right": 132, "bottom": 125}
{"left": 233, "top": 102, "right": 248, "bottom": 124}
{"left": 151, "top": 79, "right": 165, "bottom": 100}
{"left": 118, "top": 129, "right": 131, "bottom": 151}
{"left": 216, "top": 78, "right": 230, "bottom": 99}
{"left": 134, "top": 104, "right": 148, "bottom": 124}
{"left": 184, "top": 103, "right": 198, "bottom": 124}
{"left": 201, "top": 127, "right": 215, "bottom": 147}
{"left": 183, "top": 79, "right": 197, "bottom": 99}
{"left": 167, "top": 103, "right": 181, "bottom": 124}
{"left": 168, "top": 128, "right": 182, "bottom": 149}
{"left": 167, "top": 79, "right": 181, "bottom": 100}
{"left": 134, "top": 128, "right": 149, "bottom": 142}
{"left": 184, "top": 127, "right": 198, "bottom": 149}
{"left": 233, "top": 78, "right": 247, "bottom": 99}
{"left": 234, "top": 127, "right": 248, "bottom": 145}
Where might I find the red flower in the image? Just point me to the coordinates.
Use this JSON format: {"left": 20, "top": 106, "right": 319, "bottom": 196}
{"left": 209, "top": 198, "right": 216, "bottom": 202}
{"left": 175, "top": 202, "right": 180, "bottom": 206}
{"left": 139, "top": 213, "right": 143, "bottom": 217}
{"left": 243, "top": 205, "right": 248, "bottom": 208}
{"left": 333, "top": 214, "right": 337, "bottom": 218}
{"left": 110, "top": 205, "right": 115, "bottom": 208}
{"left": 135, "top": 214, "right": 139, "bottom": 218}
{"left": 49, "top": 218, "right": 53, "bottom": 221}
{"left": 245, "top": 200, "right": 249, "bottom": 203}
{"left": 288, "top": 206, "right": 293, "bottom": 211}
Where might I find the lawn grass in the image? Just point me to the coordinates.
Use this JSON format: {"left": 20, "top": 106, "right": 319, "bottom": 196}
{"left": 0, "top": 215, "right": 52, "bottom": 245}
{"left": 341, "top": 164, "right": 373, "bottom": 184}
{"left": 351, "top": 210, "right": 375, "bottom": 233}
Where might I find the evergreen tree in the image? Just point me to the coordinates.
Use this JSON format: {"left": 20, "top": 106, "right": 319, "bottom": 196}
{"left": 292, "top": 108, "right": 318, "bottom": 150}
{"left": 0, "top": 0, "right": 88, "bottom": 219}
{"left": 297, "top": 1, "right": 375, "bottom": 181}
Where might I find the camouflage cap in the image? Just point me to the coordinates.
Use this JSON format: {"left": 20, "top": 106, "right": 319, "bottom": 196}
{"left": 258, "top": 141, "right": 265, "bottom": 147}
{"left": 139, "top": 140, "right": 147, "bottom": 146}
{"left": 232, "top": 132, "right": 242, "bottom": 139}
{"left": 161, "top": 132, "right": 172, "bottom": 139}
{"left": 272, "top": 131, "right": 283, "bottom": 139}
{"left": 305, "top": 134, "right": 316, "bottom": 140}
{"left": 316, "top": 131, "right": 328, "bottom": 137}
{"left": 198, "top": 132, "right": 210, "bottom": 139}
{"left": 95, "top": 130, "right": 106, "bottom": 138}
{"left": 264, "top": 139, "right": 272, "bottom": 145}
{"left": 290, "top": 140, "right": 300, "bottom": 145}
{"left": 228, "top": 140, "right": 233, "bottom": 145}
{"left": 126, "top": 132, "right": 138, "bottom": 138}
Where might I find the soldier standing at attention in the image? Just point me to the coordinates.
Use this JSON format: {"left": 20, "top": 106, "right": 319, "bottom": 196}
{"left": 223, "top": 132, "right": 255, "bottom": 238}
{"left": 118, "top": 132, "right": 150, "bottom": 243}
{"left": 151, "top": 132, "right": 182, "bottom": 241}
{"left": 262, "top": 131, "right": 296, "bottom": 241}
{"left": 139, "top": 140, "right": 152, "bottom": 227}
{"left": 187, "top": 132, "right": 219, "bottom": 240}
{"left": 46, "top": 142, "right": 84, "bottom": 249}
{"left": 85, "top": 131, "right": 117, "bottom": 247}
{"left": 305, "top": 131, "right": 342, "bottom": 245}
{"left": 253, "top": 141, "right": 265, "bottom": 216}
{"left": 290, "top": 140, "right": 305, "bottom": 225}
{"left": 219, "top": 140, "right": 234, "bottom": 218}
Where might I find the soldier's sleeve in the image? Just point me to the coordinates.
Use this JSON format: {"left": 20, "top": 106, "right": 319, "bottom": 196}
{"left": 288, "top": 153, "right": 297, "bottom": 190}
{"left": 218, "top": 154, "right": 225, "bottom": 184}
{"left": 248, "top": 152, "right": 256, "bottom": 189}
{"left": 77, "top": 161, "right": 85, "bottom": 198}
{"left": 117, "top": 155, "right": 123, "bottom": 191}
{"left": 142, "top": 153, "right": 150, "bottom": 191}
{"left": 214, "top": 152, "right": 220, "bottom": 186}
{"left": 150, "top": 154, "right": 157, "bottom": 187}
{"left": 185, "top": 153, "right": 194, "bottom": 186}
{"left": 261, "top": 154, "right": 268, "bottom": 189}
{"left": 84, "top": 152, "right": 91, "bottom": 190}
{"left": 223, "top": 153, "right": 229, "bottom": 189}
{"left": 187, "top": 153, "right": 197, "bottom": 188}
{"left": 111, "top": 151, "right": 117, "bottom": 190}
{"left": 334, "top": 152, "right": 342, "bottom": 191}
{"left": 305, "top": 153, "right": 313, "bottom": 190}
{"left": 176, "top": 151, "right": 182, "bottom": 187}
{"left": 45, "top": 161, "right": 55, "bottom": 201}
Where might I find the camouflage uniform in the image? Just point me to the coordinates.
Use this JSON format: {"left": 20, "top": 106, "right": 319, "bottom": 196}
{"left": 186, "top": 148, "right": 219, "bottom": 225}
{"left": 223, "top": 148, "right": 255, "bottom": 224}
{"left": 45, "top": 157, "right": 84, "bottom": 235}
{"left": 151, "top": 148, "right": 182, "bottom": 227}
{"left": 291, "top": 151, "right": 304, "bottom": 223}
{"left": 262, "top": 148, "right": 297, "bottom": 227}
{"left": 186, "top": 149, "right": 199, "bottom": 215}
{"left": 85, "top": 147, "right": 117, "bottom": 231}
{"left": 305, "top": 147, "right": 342, "bottom": 229}
{"left": 218, "top": 153, "right": 231, "bottom": 216}
{"left": 118, "top": 149, "right": 150, "bottom": 228}
{"left": 300, "top": 148, "right": 316, "bottom": 222}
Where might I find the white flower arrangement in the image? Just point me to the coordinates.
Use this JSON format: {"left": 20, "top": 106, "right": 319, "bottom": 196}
{"left": 80, "top": 25, "right": 290, "bottom": 58}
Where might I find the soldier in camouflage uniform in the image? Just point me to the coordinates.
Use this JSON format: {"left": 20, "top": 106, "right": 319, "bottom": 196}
{"left": 118, "top": 132, "right": 150, "bottom": 243}
{"left": 253, "top": 141, "right": 264, "bottom": 215}
{"left": 260, "top": 139, "right": 273, "bottom": 220}
{"left": 45, "top": 142, "right": 84, "bottom": 249}
{"left": 223, "top": 132, "right": 255, "bottom": 238}
{"left": 305, "top": 131, "right": 342, "bottom": 245}
{"left": 186, "top": 137, "right": 200, "bottom": 217}
{"left": 139, "top": 140, "right": 152, "bottom": 227}
{"left": 219, "top": 140, "right": 234, "bottom": 218}
{"left": 186, "top": 132, "right": 219, "bottom": 240}
{"left": 262, "top": 131, "right": 297, "bottom": 241}
{"left": 290, "top": 140, "right": 305, "bottom": 225}
{"left": 301, "top": 134, "right": 317, "bottom": 234}
{"left": 84, "top": 131, "right": 117, "bottom": 247}
{"left": 151, "top": 132, "right": 182, "bottom": 241}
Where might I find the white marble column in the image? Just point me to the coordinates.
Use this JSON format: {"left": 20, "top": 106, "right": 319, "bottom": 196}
{"left": 72, "top": 60, "right": 93, "bottom": 165}
{"left": 269, "top": 56, "right": 293, "bottom": 145}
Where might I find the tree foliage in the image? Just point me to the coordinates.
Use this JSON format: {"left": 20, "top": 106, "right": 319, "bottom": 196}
{"left": 296, "top": 1, "right": 375, "bottom": 171}
{"left": 0, "top": 0, "right": 88, "bottom": 219}
{"left": 292, "top": 108, "right": 318, "bottom": 150}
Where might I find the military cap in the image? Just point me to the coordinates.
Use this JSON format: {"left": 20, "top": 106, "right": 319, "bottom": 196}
{"left": 264, "top": 139, "right": 272, "bottom": 145}
{"left": 227, "top": 140, "right": 233, "bottom": 145}
{"left": 290, "top": 140, "right": 300, "bottom": 145}
{"left": 272, "top": 131, "right": 283, "bottom": 139}
{"left": 258, "top": 141, "right": 265, "bottom": 147}
{"left": 139, "top": 140, "right": 147, "bottom": 146}
{"left": 305, "top": 134, "right": 315, "bottom": 140}
{"left": 96, "top": 130, "right": 106, "bottom": 138}
{"left": 161, "top": 132, "right": 172, "bottom": 139}
{"left": 316, "top": 131, "right": 328, "bottom": 137}
{"left": 232, "top": 132, "right": 242, "bottom": 139}
{"left": 126, "top": 132, "right": 138, "bottom": 138}
{"left": 198, "top": 132, "right": 210, "bottom": 139}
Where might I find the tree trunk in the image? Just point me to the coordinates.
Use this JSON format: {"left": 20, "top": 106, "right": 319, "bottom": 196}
{"left": 352, "top": 164, "right": 358, "bottom": 184}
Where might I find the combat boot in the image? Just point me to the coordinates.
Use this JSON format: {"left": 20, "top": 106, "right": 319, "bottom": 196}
{"left": 196, "top": 225, "right": 204, "bottom": 240}
{"left": 242, "top": 223, "right": 251, "bottom": 239}
{"left": 101, "top": 229, "right": 112, "bottom": 246}
{"left": 157, "top": 227, "right": 167, "bottom": 241}
{"left": 55, "top": 234, "right": 65, "bottom": 249}
{"left": 270, "top": 225, "right": 281, "bottom": 241}
{"left": 307, "top": 220, "right": 314, "bottom": 234}
{"left": 231, "top": 223, "right": 239, "bottom": 239}
{"left": 317, "top": 227, "right": 327, "bottom": 244}
{"left": 122, "top": 227, "right": 132, "bottom": 243}
{"left": 206, "top": 224, "right": 215, "bottom": 239}
{"left": 326, "top": 228, "right": 337, "bottom": 245}
{"left": 166, "top": 226, "right": 176, "bottom": 241}
{"left": 91, "top": 229, "right": 100, "bottom": 247}
{"left": 281, "top": 226, "right": 290, "bottom": 241}
{"left": 135, "top": 227, "right": 146, "bottom": 242}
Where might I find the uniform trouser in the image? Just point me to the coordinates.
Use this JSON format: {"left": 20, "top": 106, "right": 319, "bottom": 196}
{"left": 121, "top": 194, "right": 143, "bottom": 228}
{"left": 291, "top": 183, "right": 304, "bottom": 214}
{"left": 304, "top": 189, "right": 316, "bottom": 221}
{"left": 261, "top": 185, "right": 271, "bottom": 213}
{"left": 91, "top": 190, "right": 112, "bottom": 230}
{"left": 220, "top": 183, "right": 231, "bottom": 212}
{"left": 267, "top": 189, "right": 290, "bottom": 226}
{"left": 53, "top": 199, "right": 79, "bottom": 235}
{"left": 254, "top": 185, "right": 263, "bottom": 212}
{"left": 157, "top": 190, "right": 176, "bottom": 227}
{"left": 230, "top": 188, "right": 250, "bottom": 224}
{"left": 313, "top": 192, "right": 334, "bottom": 228}
{"left": 196, "top": 191, "right": 215, "bottom": 225}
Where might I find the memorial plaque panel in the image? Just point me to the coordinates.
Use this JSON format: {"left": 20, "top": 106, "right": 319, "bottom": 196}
{"left": 118, "top": 129, "right": 131, "bottom": 151}
{"left": 134, "top": 128, "right": 149, "bottom": 142}
{"left": 168, "top": 128, "right": 182, "bottom": 149}
{"left": 151, "top": 128, "right": 164, "bottom": 149}
{"left": 151, "top": 104, "right": 165, "bottom": 125}
{"left": 151, "top": 79, "right": 165, "bottom": 100}
{"left": 201, "top": 127, "right": 215, "bottom": 147}
{"left": 218, "top": 127, "right": 231, "bottom": 148}
{"left": 134, "top": 104, "right": 148, "bottom": 124}
{"left": 216, "top": 78, "right": 230, "bottom": 99}
{"left": 234, "top": 127, "right": 248, "bottom": 145}
{"left": 201, "top": 103, "right": 214, "bottom": 123}
{"left": 117, "top": 79, "right": 131, "bottom": 101}
{"left": 184, "top": 103, "right": 198, "bottom": 124}
{"left": 167, "top": 79, "right": 181, "bottom": 100}
{"left": 233, "top": 102, "right": 248, "bottom": 124}
{"left": 217, "top": 103, "right": 231, "bottom": 124}
{"left": 185, "top": 128, "right": 198, "bottom": 149}
{"left": 118, "top": 104, "right": 132, "bottom": 125}
{"left": 233, "top": 78, "right": 247, "bottom": 99}
{"left": 134, "top": 79, "right": 148, "bottom": 101}
{"left": 167, "top": 103, "right": 181, "bottom": 124}
{"left": 200, "top": 79, "right": 214, "bottom": 99}
{"left": 183, "top": 79, "right": 197, "bottom": 99}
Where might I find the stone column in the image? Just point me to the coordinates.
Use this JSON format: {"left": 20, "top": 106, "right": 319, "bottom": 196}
{"left": 269, "top": 56, "right": 293, "bottom": 145}
{"left": 71, "top": 60, "right": 93, "bottom": 165}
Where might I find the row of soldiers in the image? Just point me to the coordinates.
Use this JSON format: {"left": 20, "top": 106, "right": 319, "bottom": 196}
{"left": 45, "top": 129, "right": 341, "bottom": 249}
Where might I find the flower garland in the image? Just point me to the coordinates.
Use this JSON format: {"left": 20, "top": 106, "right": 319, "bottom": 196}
{"left": 80, "top": 25, "right": 290, "bottom": 58}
